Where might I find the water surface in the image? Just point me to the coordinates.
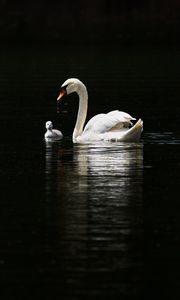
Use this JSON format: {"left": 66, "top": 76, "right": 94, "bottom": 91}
{"left": 0, "top": 44, "right": 180, "bottom": 299}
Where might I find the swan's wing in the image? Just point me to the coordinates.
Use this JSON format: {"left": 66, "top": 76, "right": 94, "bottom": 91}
{"left": 107, "top": 110, "right": 136, "bottom": 130}
{"left": 83, "top": 110, "right": 136, "bottom": 135}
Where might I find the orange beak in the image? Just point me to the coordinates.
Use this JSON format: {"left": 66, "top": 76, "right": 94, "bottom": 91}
{"left": 57, "top": 88, "right": 66, "bottom": 102}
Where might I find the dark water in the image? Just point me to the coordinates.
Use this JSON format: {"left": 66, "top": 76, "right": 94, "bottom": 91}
{"left": 1, "top": 44, "right": 180, "bottom": 299}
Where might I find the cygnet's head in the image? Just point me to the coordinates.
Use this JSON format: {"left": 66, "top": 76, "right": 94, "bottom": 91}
{"left": 45, "top": 121, "right": 53, "bottom": 130}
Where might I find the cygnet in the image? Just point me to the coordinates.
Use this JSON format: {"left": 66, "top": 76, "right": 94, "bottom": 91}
{"left": 44, "top": 121, "right": 63, "bottom": 140}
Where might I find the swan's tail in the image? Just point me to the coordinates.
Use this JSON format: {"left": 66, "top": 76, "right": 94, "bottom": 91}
{"left": 123, "top": 118, "right": 143, "bottom": 142}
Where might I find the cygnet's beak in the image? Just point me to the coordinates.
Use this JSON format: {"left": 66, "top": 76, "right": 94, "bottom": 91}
{"left": 57, "top": 87, "right": 66, "bottom": 102}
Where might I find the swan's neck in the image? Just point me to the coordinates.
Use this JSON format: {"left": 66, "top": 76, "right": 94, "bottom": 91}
{"left": 73, "top": 85, "right": 88, "bottom": 142}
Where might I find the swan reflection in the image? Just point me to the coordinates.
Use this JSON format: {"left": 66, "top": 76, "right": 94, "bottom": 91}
{"left": 74, "top": 142, "right": 143, "bottom": 176}
{"left": 45, "top": 141, "right": 143, "bottom": 207}
{"left": 45, "top": 141, "right": 143, "bottom": 296}
{"left": 45, "top": 141, "right": 143, "bottom": 235}
{"left": 72, "top": 142, "right": 143, "bottom": 203}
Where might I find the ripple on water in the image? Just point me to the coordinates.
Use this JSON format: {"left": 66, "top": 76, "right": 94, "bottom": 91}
{"left": 142, "top": 131, "right": 180, "bottom": 144}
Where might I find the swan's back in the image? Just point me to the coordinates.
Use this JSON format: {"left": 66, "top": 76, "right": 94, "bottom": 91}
{"left": 82, "top": 110, "right": 134, "bottom": 134}
{"left": 80, "top": 111, "right": 142, "bottom": 142}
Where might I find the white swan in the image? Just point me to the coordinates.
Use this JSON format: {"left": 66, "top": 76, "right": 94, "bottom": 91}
{"left": 57, "top": 78, "right": 143, "bottom": 143}
{"left": 44, "top": 121, "right": 63, "bottom": 140}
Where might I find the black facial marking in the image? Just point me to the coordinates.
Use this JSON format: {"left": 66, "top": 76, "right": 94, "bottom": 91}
{"left": 61, "top": 84, "right": 68, "bottom": 92}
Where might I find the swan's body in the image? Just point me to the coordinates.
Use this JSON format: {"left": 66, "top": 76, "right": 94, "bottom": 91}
{"left": 57, "top": 78, "right": 143, "bottom": 143}
{"left": 44, "top": 121, "right": 63, "bottom": 140}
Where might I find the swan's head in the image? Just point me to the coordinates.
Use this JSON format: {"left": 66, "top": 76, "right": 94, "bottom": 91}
{"left": 45, "top": 121, "right": 53, "bottom": 130}
{"left": 57, "top": 78, "right": 86, "bottom": 102}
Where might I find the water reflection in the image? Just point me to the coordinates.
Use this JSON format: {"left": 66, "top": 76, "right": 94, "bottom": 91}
{"left": 45, "top": 141, "right": 144, "bottom": 298}
{"left": 45, "top": 141, "right": 143, "bottom": 204}
{"left": 72, "top": 142, "right": 143, "bottom": 204}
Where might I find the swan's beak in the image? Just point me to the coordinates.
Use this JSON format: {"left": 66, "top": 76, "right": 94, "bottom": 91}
{"left": 57, "top": 88, "right": 66, "bottom": 102}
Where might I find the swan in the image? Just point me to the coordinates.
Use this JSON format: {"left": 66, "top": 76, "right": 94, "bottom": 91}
{"left": 44, "top": 121, "right": 63, "bottom": 140}
{"left": 57, "top": 78, "right": 143, "bottom": 143}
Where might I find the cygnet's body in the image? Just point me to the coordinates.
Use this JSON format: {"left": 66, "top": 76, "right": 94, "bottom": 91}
{"left": 44, "top": 121, "right": 63, "bottom": 140}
